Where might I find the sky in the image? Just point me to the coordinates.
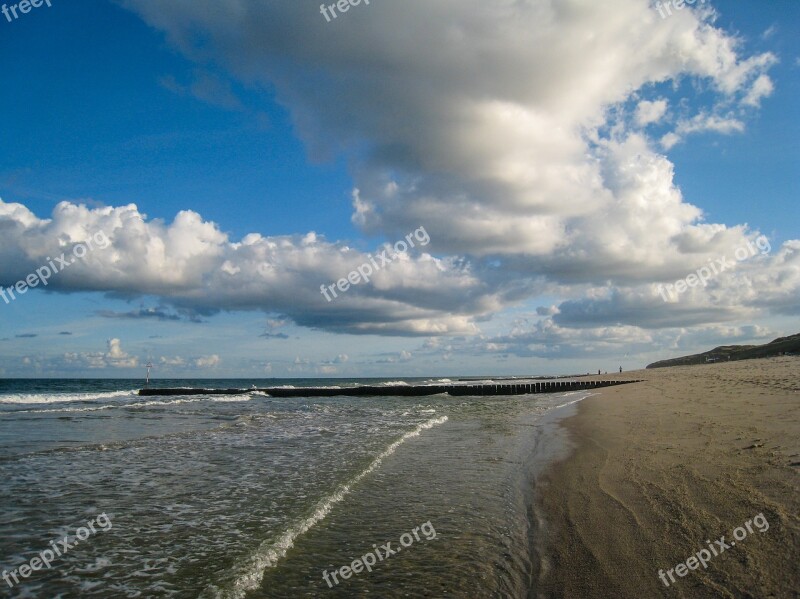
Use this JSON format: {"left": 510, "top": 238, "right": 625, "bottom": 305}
{"left": 0, "top": 0, "right": 798, "bottom": 378}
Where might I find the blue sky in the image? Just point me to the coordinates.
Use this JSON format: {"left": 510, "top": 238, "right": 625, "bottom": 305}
{"left": 1, "top": 0, "right": 798, "bottom": 378}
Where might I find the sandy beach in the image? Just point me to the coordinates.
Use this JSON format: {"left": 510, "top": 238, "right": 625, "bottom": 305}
{"left": 531, "top": 356, "right": 800, "bottom": 598}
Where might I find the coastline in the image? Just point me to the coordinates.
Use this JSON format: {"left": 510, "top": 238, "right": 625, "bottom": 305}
{"left": 528, "top": 357, "right": 800, "bottom": 598}
{"left": 525, "top": 394, "right": 588, "bottom": 596}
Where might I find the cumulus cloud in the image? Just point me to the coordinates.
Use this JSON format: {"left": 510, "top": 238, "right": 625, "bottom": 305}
{"left": 61, "top": 338, "right": 139, "bottom": 369}
{"left": 116, "top": 0, "right": 778, "bottom": 264}
{"left": 742, "top": 73, "right": 775, "bottom": 107}
{"left": 119, "top": 0, "right": 778, "bottom": 263}
{"left": 194, "top": 355, "right": 221, "bottom": 368}
{"left": 0, "top": 198, "right": 490, "bottom": 336}
{"left": 1, "top": 0, "right": 795, "bottom": 347}
{"left": 635, "top": 99, "right": 669, "bottom": 126}
{"left": 372, "top": 350, "right": 414, "bottom": 364}
{"left": 158, "top": 353, "right": 221, "bottom": 370}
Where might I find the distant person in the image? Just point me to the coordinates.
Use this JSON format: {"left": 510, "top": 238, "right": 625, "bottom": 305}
{"left": 619, "top": 366, "right": 623, "bottom": 373}
{"left": 598, "top": 369, "right": 601, "bottom": 375}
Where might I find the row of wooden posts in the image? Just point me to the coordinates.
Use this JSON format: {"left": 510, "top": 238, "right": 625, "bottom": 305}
{"left": 139, "top": 379, "right": 641, "bottom": 397}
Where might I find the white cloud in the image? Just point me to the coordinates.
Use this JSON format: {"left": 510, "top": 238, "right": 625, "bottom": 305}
{"left": 742, "top": 73, "right": 775, "bottom": 107}
{"left": 2, "top": 0, "right": 794, "bottom": 349}
{"left": 194, "top": 355, "right": 220, "bottom": 368}
{"left": 635, "top": 99, "right": 668, "bottom": 126}
{"left": 160, "top": 356, "right": 186, "bottom": 367}
{"left": 0, "top": 198, "right": 489, "bottom": 336}
{"left": 660, "top": 131, "right": 681, "bottom": 150}
{"left": 118, "top": 0, "right": 777, "bottom": 262}
{"left": 61, "top": 338, "right": 138, "bottom": 369}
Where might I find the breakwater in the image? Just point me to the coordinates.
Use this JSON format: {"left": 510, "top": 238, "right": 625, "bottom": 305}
{"left": 138, "top": 379, "right": 641, "bottom": 397}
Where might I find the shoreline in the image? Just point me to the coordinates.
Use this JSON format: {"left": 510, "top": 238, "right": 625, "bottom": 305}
{"left": 525, "top": 394, "right": 590, "bottom": 596}
{"left": 528, "top": 357, "right": 800, "bottom": 598}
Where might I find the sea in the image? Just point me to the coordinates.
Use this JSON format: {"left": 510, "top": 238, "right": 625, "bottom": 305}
{"left": 0, "top": 378, "right": 587, "bottom": 598}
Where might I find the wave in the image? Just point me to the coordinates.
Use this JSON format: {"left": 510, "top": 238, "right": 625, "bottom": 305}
{"left": 553, "top": 393, "right": 594, "bottom": 410}
{"left": 0, "top": 390, "right": 136, "bottom": 405}
{"left": 202, "top": 415, "right": 449, "bottom": 599}
{"left": 8, "top": 395, "right": 252, "bottom": 414}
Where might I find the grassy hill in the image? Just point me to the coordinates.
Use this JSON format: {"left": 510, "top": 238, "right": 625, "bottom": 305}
{"left": 646, "top": 333, "right": 800, "bottom": 369}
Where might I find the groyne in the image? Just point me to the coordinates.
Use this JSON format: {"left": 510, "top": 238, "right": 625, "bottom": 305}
{"left": 138, "top": 379, "right": 642, "bottom": 397}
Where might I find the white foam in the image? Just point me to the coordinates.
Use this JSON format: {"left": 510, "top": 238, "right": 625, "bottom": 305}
{"left": 11, "top": 395, "right": 250, "bottom": 414}
{"left": 204, "top": 415, "right": 448, "bottom": 599}
{"left": 553, "top": 392, "right": 594, "bottom": 410}
{"left": 0, "top": 390, "right": 135, "bottom": 405}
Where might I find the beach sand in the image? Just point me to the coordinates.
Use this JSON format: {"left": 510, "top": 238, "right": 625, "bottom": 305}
{"left": 531, "top": 356, "right": 800, "bottom": 598}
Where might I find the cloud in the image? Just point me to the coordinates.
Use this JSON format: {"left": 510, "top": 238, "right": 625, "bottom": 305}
{"left": 159, "top": 356, "right": 186, "bottom": 367}
{"left": 435, "top": 321, "right": 775, "bottom": 361}
{"left": 194, "top": 355, "right": 220, "bottom": 368}
{"left": 0, "top": 198, "right": 489, "bottom": 336}
{"left": 158, "top": 354, "right": 221, "bottom": 369}
{"left": 105, "top": 338, "right": 139, "bottom": 368}
{"left": 120, "top": 0, "right": 776, "bottom": 261}
{"left": 635, "top": 99, "right": 668, "bottom": 126}
{"left": 96, "top": 307, "right": 183, "bottom": 321}
{"left": 260, "top": 318, "right": 290, "bottom": 339}
{"left": 1, "top": 0, "right": 795, "bottom": 345}
{"left": 317, "top": 354, "right": 350, "bottom": 374}
{"left": 62, "top": 338, "right": 139, "bottom": 369}
{"left": 15, "top": 333, "right": 37, "bottom": 338}
{"left": 373, "top": 350, "right": 413, "bottom": 364}
{"left": 742, "top": 73, "right": 774, "bottom": 107}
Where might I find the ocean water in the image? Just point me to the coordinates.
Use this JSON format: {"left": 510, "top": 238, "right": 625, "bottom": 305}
{"left": 0, "top": 378, "right": 586, "bottom": 598}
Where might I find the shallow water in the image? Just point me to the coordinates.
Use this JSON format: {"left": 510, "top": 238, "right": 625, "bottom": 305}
{"left": 0, "top": 378, "right": 585, "bottom": 598}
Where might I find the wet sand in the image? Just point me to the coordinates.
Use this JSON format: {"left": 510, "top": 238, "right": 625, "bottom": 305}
{"left": 531, "top": 356, "right": 800, "bottom": 598}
